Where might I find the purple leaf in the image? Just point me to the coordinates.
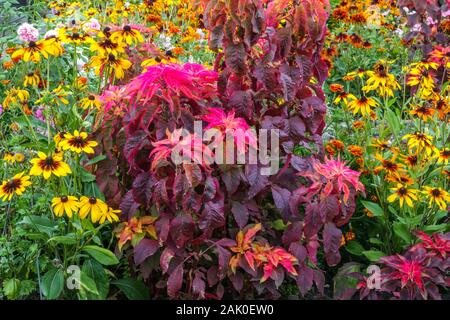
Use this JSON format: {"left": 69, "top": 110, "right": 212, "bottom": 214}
{"left": 134, "top": 239, "right": 160, "bottom": 265}
{"left": 167, "top": 263, "right": 184, "bottom": 298}
{"left": 231, "top": 201, "right": 249, "bottom": 229}
{"left": 323, "top": 222, "right": 342, "bottom": 266}
{"left": 170, "top": 214, "right": 195, "bottom": 248}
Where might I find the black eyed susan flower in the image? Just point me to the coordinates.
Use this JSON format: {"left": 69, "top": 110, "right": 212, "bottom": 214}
{"left": 60, "top": 29, "right": 91, "bottom": 44}
{"left": 363, "top": 61, "right": 400, "bottom": 97}
{"left": 11, "top": 38, "right": 61, "bottom": 62}
{"left": 54, "top": 131, "right": 68, "bottom": 146}
{"left": 422, "top": 187, "right": 450, "bottom": 210}
{"left": 435, "top": 148, "right": 450, "bottom": 165}
{"left": 89, "top": 53, "right": 132, "bottom": 79}
{"left": 3, "top": 152, "right": 16, "bottom": 163}
{"left": 78, "top": 196, "right": 108, "bottom": 222}
{"left": 59, "top": 130, "right": 98, "bottom": 154}
{"left": 51, "top": 196, "right": 79, "bottom": 218}
{"left": 111, "top": 25, "right": 144, "bottom": 45}
{"left": 348, "top": 96, "right": 378, "bottom": 117}
{"left": 97, "top": 207, "right": 121, "bottom": 224}
{"left": 80, "top": 94, "right": 101, "bottom": 110}
{"left": 0, "top": 172, "right": 31, "bottom": 201}
{"left": 374, "top": 153, "right": 405, "bottom": 176}
{"left": 30, "top": 152, "right": 72, "bottom": 179}
{"left": 387, "top": 184, "right": 419, "bottom": 208}
{"left": 23, "top": 71, "right": 40, "bottom": 87}
{"left": 409, "top": 105, "right": 435, "bottom": 122}
{"left": 90, "top": 37, "right": 124, "bottom": 55}
{"left": 402, "top": 132, "right": 436, "bottom": 156}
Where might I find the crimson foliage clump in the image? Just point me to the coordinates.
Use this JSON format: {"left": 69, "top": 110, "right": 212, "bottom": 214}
{"left": 94, "top": 0, "right": 365, "bottom": 299}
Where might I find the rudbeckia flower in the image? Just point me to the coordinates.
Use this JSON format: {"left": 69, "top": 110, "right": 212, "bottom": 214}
{"left": 51, "top": 196, "right": 79, "bottom": 218}
{"left": 30, "top": 152, "right": 72, "bottom": 179}
{"left": 0, "top": 172, "right": 32, "bottom": 201}
{"left": 97, "top": 207, "right": 121, "bottom": 224}
{"left": 89, "top": 53, "right": 132, "bottom": 79}
{"left": 59, "top": 130, "right": 98, "bottom": 154}
{"left": 348, "top": 96, "right": 379, "bottom": 117}
{"left": 111, "top": 25, "right": 144, "bottom": 45}
{"left": 78, "top": 196, "right": 108, "bottom": 222}
{"left": 387, "top": 184, "right": 419, "bottom": 208}
{"left": 80, "top": 94, "right": 101, "bottom": 110}
{"left": 11, "top": 38, "right": 61, "bottom": 62}
{"left": 23, "top": 71, "right": 40, "bottom": 87}
{"left": 422, "top": 187, "right": 450, "bottom": 211}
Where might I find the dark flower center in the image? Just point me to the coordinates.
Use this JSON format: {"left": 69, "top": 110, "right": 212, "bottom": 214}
{"left": 89, "top": 197, "right": 97, "bottom": 204}
{"left": 61, "top": 196, "right": 68, "bottom": 202}
{"left": 69, "top": 136, "right": 88, "bottom": 148}
{"left": 4, "top": 179, "right": 21, "bottom": 193}
{"left": 398, "top": 187, "right": 407, "bottom": 196}
{"left": 88, "top": 95, "right": 95, "bottom": 100}
{"left": 72, "top": 33, "right": 80, "bottom": 39}
{"left": 431, "top": 189, "right": 442, "bottom": 197}
{"left": 123, "top": 25, "right": 131, "bottom": 32}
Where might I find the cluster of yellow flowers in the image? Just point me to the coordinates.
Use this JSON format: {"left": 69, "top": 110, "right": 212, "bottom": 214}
{"left": 51, "top": 195, "right": 120, "bottom": 224}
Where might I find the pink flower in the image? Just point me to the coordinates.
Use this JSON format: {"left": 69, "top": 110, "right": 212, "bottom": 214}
{"left": 414, "top": 231, "right": 450, "bottom": 259}
{"left": 84, "top": 18, "right": 101, "bottom": 32}
{"left": 312, "top": 156, "right": 365, "bottom": 203}
{"left": 380, "top": 252, "right": 426, "bottom": 292}
{"left": 202, "top": 108, "right": 257, "bottom": 152}
{"left": 125, "top": 63, "right": 218, "bottom": 110}
{"left": 149, "top": 128, "right": 214, "bottom": 170}
{"left": 17, "top": 23, "right": 39, "bottom": 42}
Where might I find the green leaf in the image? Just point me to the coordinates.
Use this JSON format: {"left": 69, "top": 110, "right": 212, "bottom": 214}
{"left": 20, "top": 216, "right": 58, "bottom": 236}
{"left": 345, "top": 241, "right": 365, "bottom": 256}
{"left": 271, "top": 219, "right": 288, "bottom": 231}
{"left": 83, "top": 245, "right": 119, "bottom": 266}
{"left": 41, "top": 268, "right": 64, "bottom": 300}
{"left": 385, "top": 108, "right": 401, "bottom": 136}
{"left": 85, "top": 155, "right": 107, "bottom": 166}
{"left": 3, "top": 278, "right": 21, "bottom": 300}
{"left": 76, "top": 271, "right": 99, "bottom": 298}
{"left": 393, "top": 222, "right": 412, "bottom": 244}
{"left": 80, "top": 168, "right": 96, "bottom": 183}
{"left": 362, "top": 250, "right": 386, "bottom": 262}
{"left": 361, "top": 201, "right": 384, "bottom": 217}
{"left": 423, "top": 224, "right": 448, "bottom": 233}
{"left": 81, "top": 259, "right": 109, "bottom": 300}
{"left": 111, "top": 278, "right": 149, "bottom": 300}
{"left": 48, "top": 234, "right": 77, "bottom": 245}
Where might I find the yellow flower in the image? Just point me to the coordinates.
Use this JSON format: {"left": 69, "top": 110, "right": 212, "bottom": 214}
{"left": 23, "top": 72, "right": 40, "bottom": 87}
{"left": 435, "top": 148, "right": 450, "bottom": 165}
{"left": 387, "top": 184, "right": 419, "bottom": 208}
{"left": 402, "top": 132, "right": 436, "bottom": 156}
{"left": 30, "top": 152, "right": 72, "bottom": 179}
{"left": 89, "top": 53, "right": 132, "bottom": 79}
{"left": 14, "top": 153, "right": 25, "bottom": 163}
{"left": 80, "top": 94, "right": 101, "bottom": 110}
{"left": 11, "top": 38, "right": 61, "bottom": 62}
{"left": 3, "top": 88, "right": 29, "bottom": 108}
{"left": 59, "top": 130, "right": 98, "bottom": 154}
{"left": 51, "top": 196, "right": 79, "bottom": 218}
{"left": 363, "top": 61, "right": 400, "bottom": 97}
{"left": 78, "top": 196, "right": 108, "bottom": 222}
{"left": 348, "top": 96, "right": 379, "bottom": 117}
{"left": 3, "top": 152, "right": 16, "bottom": 163}
{"left": 60, "top": 29, "right": 91, "bottom": 44}
{"left": 422, "top": 187, "right": 450, "bottom": 211}
{"left": 97, "top": 207, "right": 121, "bottom": 224}
{"left": 90, "top": 37, "right": 125, "bottom": 55}
{"left": 0, "top": 172, "right": 32, "bottom": 201}
{"left": 111, "top": 25, "right": 144, "bottom": 45}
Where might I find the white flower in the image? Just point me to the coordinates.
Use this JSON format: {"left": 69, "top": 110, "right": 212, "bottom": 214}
{"left": 44, "top": 29, "right": 58, "bottom": 39}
